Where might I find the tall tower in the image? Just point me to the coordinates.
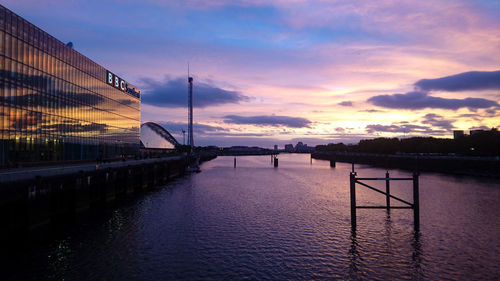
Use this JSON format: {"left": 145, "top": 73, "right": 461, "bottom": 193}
{"left": 187, "top": 76, "right": 194, "bottom": 147}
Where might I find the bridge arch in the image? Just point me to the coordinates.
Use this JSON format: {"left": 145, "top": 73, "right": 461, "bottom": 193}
{"left": 140, "top": 122, "right": 179, "bottom": 149}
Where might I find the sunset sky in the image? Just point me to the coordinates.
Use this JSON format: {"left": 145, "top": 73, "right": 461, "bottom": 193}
{"left": 5, "top": 0, "right": 500, "bottom": 147}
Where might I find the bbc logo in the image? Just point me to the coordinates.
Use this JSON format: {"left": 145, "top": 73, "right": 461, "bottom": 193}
{"left": 107, "top": 71, "right": 127, "bottom": 91}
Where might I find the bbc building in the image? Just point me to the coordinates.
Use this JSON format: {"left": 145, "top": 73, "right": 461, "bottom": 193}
{"left": 0, "top": 5, "right": 141, "bottom": 167}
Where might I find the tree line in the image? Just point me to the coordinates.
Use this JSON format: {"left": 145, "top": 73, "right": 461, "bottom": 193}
{"left": 316, "top": 129, "right": 500, "bottom": 156}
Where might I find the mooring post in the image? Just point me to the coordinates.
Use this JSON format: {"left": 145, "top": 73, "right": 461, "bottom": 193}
{"left": 350, "top": 172, "right": 356, "bottom": 228}
{"left": 234, "top": 157, "right": 236, "bottom": 168}
{"left": 413, "top": 172, "right": 420, "bottom": 231}
{"left": 330, "top": 160, "right": 336, "bottom": 167}
{"left": 274, "top": 157, "right": 279, "bottom": 167}
{"left": 385, "top": 171, "right": 390, "bottom": 210}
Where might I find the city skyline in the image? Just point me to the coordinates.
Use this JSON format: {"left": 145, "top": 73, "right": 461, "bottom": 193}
{"left": 5, "top": 0, "right": 499, "bottom": 147}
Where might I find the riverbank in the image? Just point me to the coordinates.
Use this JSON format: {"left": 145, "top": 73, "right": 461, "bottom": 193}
{"left": 311, "top": 151, "right": 500, "bottom": 178}
{"left": 0, "top": 154, "right": 217, "bottom": 238}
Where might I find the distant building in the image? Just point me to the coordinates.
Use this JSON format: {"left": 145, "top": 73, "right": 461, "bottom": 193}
{"left": 295, "top": 142, "right": 305, "bottom": 152}
{"left": 274, "top": 145, "right": 278, "bottom": 151}
{"left": 284, "top": 144, "right": 294, "bottom": 152}
{"left": 470, "top": 130, "right": 484, "bottom": 135}
{"left": 295, "top": 142, "right": 314, "bottom": 153}
{"left": 453, "top": 130, "right": 465, "bottom": 139}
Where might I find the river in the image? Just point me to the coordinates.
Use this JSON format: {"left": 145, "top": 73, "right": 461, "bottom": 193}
{"left": 3, "top": 154, "right": 500, "bottom": 280}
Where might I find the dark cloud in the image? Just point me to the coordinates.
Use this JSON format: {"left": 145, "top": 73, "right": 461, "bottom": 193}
{"left": 367, "top": 91, "right": 498, "bottom": 110}
{"left": 335, "top": 127, "right": 345, "bottom": 133}
{"left": 367, "top": 70, "right": 500, "bottom": 111}
{"left": 458, "top": 113, "right": 479, "bottom": 118}
{"left": 421, "top": 113, "right": 455, "bottom": 130}
{"left": 485, "top": 108, "right": 499, "bottom": 115}
{"left": 338, "top": 101, "right": 353, "bottom": 106}
{"left": 415, "top": 70, "right": 500, "bottom": 92}
{"left": 359, "top": 109, "right": 384, "bottom": 113}
{"left": 140, "top": 77, "right": 249, "bottom": 108}
{"left": 365, "top": 124, "right": 446, "bottom": 135}
{"left": 201, "top": 132, "right": 267, "bottom": 137}
{"left": 223, "top": 115, "right": 312, "bottom": 128}
{"left": 366, "top": 124, "right": 421, "bottom": 134}
{"left": 469, "top": 126, "right": 491, "bottom": 131}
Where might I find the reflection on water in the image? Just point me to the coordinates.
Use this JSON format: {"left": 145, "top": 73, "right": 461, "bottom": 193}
{"left": 3, "top": 154, "right": 500, "bottom": 280}
{"left": 348, "top": 229, "right": 361, "bottom": 279}
{"left": 47, "top": 239, "right": 71, "bottom": 281}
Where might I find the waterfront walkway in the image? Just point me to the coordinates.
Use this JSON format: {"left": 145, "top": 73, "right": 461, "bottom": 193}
{"left": 0, "top": 156, "right": 184, "bottom": 184}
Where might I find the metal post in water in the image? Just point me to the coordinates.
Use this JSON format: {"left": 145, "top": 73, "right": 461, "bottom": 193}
{"left": 234, "top": 157, "right": 236, "bottom": 168}
{"left": 330, "top": 160, "right": 336, "bottom": 167}
{"left": 187, "top": 76, "right": 194, "bottom": 148}
{"left": 413, "top": 172, "right": 420, "bottom": 231}
{"left": 350, "top": 172, "right": 356, "bottom": 229}
{"left": 274, "top": 157, "right": 278, "bottom": 167}
{"left": 385, "top": 171, "right": 390, "bottom": 210}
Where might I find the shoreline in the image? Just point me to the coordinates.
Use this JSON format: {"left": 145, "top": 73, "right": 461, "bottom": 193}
{"left": 311, "top": 151, "right": 500, "bottom": 178}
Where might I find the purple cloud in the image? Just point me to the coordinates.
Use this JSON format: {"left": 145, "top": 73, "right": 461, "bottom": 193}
{"left": 368, "top": 91, "right": 498, "bottom": 110}
{"left": 359, "top": 109, "right": 384, "bottom": 113}
{"left": 469, "top": 125, "right": 491, "bottom": 131}
{"left": 223, "top": 115, "right": 311, "bottom": 128}
{"left": 415, "top": 71, "right": 500, "bottom": 92}
{"left": 365, "top": 124, "right": 446, "bottom": 135}
{"left": 338, "top": 101, "right": 353, "bottom": 106}
{"left": 485, "top": 108, "right": 499, "bottom": 115}
{"left": 157, "top": 122, "right": 228, "bottom": 134}
{"left": 421, "top": 113, "right": 455, "bottom": 130}
{"left": 140, "top": 77, "right": 249, "bottom": 108}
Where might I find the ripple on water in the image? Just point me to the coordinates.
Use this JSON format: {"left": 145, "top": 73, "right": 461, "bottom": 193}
{"left": 3, "top": 154, "right": 500, "bottom": 280}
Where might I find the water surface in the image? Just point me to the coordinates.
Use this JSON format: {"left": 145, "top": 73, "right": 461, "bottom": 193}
{"left": 4, "top": 154, "right": 500, "bottom": 280}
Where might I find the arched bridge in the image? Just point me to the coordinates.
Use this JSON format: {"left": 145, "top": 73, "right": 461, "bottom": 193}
{"left": 140, "top": 122, "right": 179, "bottom": 149}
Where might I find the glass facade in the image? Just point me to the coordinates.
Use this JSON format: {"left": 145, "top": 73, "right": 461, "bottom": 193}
{"left": 0, "top": 5, "right": 140, "bottom": 166}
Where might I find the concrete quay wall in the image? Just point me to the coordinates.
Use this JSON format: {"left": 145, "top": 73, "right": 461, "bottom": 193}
{"left": 312, "top": 151, "right": 500, "bottom": 178}
{"left": 0, "top": 157, "right": 187, "bottom": 235}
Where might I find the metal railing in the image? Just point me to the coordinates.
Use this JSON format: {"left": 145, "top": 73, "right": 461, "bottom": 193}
{"left": 349, "top": 163, "right": 420, "bottom": 231}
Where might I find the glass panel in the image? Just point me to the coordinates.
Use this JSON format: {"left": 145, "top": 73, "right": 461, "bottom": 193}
{"left": 0, "top": 79, "right": 4, "bottom": 135}
{"left": 23, "top": 41, "right": 28, "bottom": 64}
{"left": 18, "top": 39, "right": 23, "bottom": 63}
{"left": 28, "top": 22, "right": 34, "bottom": 45}
{"left": 23, "top": 20, "right": 29, "bottom": 42}
{"left": 28, "top": 44, "right": 33, "bottom": 66}
{"left": 9, "top": 12, "right": 15, "bottom": 36}
{"left": 0, "top": 30, "right": 3, "bottom": 55}
{"left": 5, "top": 9, "right": 11, "bottom": 34}
{"left": 0, "top": 5, "right": 5, "bottom": 31}
{"left": 33, "top": 27, "right": 39, "bottom": 49}
{"left": 4, "top": 32, "right": 10, "bottom": 57}
{"left": 16, "top": 14, "right": 23, "bottom": 38}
